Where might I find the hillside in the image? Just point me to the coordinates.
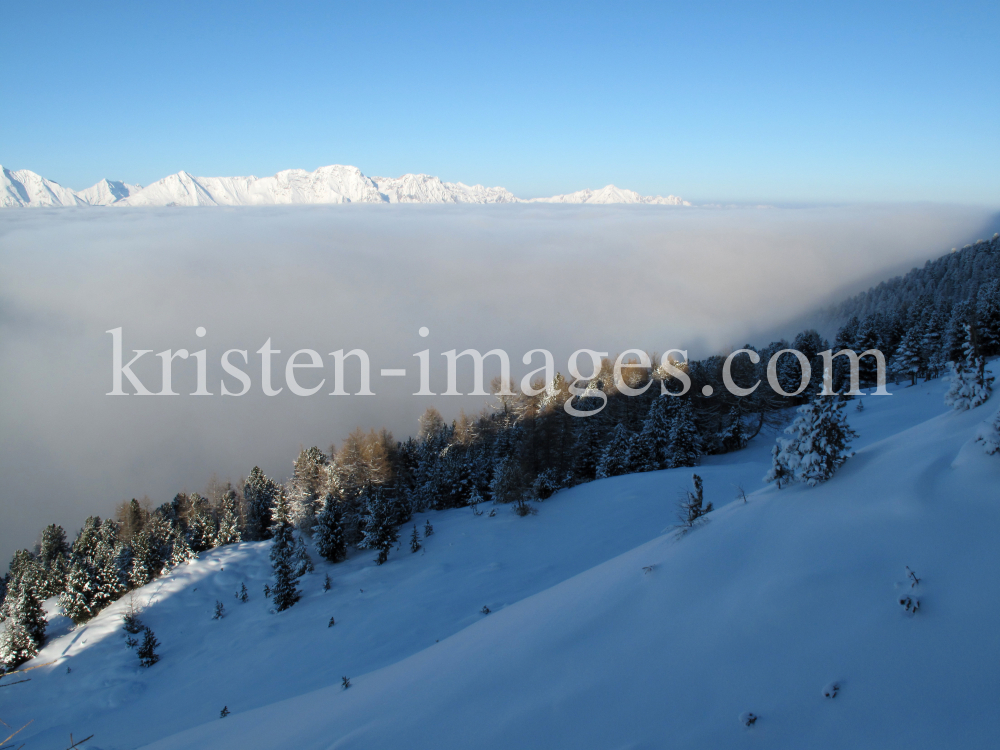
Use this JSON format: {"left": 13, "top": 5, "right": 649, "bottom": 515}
{"left": 2, "top": 371, "right": 997, "bottom": 749}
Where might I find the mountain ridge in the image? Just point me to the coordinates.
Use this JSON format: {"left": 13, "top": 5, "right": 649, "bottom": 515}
{"left": 0, "top": 163, "right": 688, "bottom": 208}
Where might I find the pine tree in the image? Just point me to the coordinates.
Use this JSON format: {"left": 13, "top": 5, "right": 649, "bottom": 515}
{"left": 314, "top": 493, "right": 346, "bottom": 563}
{"left": 269, "top": 494, "right": 300, "bottom": 611}
{"left": 678, "top": 473, "right": 713, "bottom": 529}
{"left": 168, "top": 528, "right": 196, "bottom": 568}
{"left": 766, "top": 396, "right": 858, "bottom": 487}
{"left": 137, "top": 626, "right": 160, "bottom": 667}
{"left": 668, "top": 399, "right": 703, "bottom": 468}
{"left": 93, "top": 540, "right": 126, "bottom": 612}
{"left": 571, "top": 400, "right": 605, "bottom": 481}
{"left": 187, "top": 495, "right": 218, "bottom": 553}
{"left": 596, "top": 424, "right": 633, "bottom": 478}
{"left": 38, "top": 524, "right": 70, "bottom": 597}
{"left": 60, "top": 558, "right": 98, "bottom": 624}
{"left": 945, "top": 323, "right": 994, "bottom": 411}
{"left": 636, "top": 396, "right": 674, "bottom": 470}
{"left": 976, "top": 406, "right": 1000, "bottom": 455}
{"left": 288, "top": 446, "right": 330, "bottom": 529}
{"left": 129, "top": 530, "right": 155, "bottom": 589}
{"left": 215, "top": 489, "right": 242, "bottom": 546}
{"left": 410, "top": 524, "right": 421, "bottom": 553}
{"left": 243, "top": 466, "right": 280, "bottom": 541}
{"left": 0, "top": 570, "right": 47, "bottom": 670}
{"left": 490, "top": 455, "right": 527, "bottom": 504}
{"left": 290, "top": 535, "right": 314, "bottom": 578}
{"left": 358, "top": 488, "right": 399, "bottom": 565}
{"left": 892, "top": 325, "right": 925, "bottom": 386}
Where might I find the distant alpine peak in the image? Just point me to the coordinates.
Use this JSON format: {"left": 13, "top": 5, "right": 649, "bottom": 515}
{"left": 0, "top": 164, "right": 688, "bottom": 208}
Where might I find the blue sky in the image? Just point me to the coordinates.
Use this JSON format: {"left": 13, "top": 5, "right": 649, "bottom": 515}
{"left": 3, "top": 1, "right": 998, "bottom": 203}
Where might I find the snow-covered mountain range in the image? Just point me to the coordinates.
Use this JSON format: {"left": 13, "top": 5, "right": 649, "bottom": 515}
{"left": 1, "top": 164, "right": 688, "bottom": 208}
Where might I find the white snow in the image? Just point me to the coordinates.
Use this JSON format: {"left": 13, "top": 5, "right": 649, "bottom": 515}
{"left": 3, "top": 370, "right": 998, "bottom": 749}
{"left": 0, "top": 164, "right": 683, "bottom": 207}
{"left": 530, "top": 183, "right": 688, "bottom": 205}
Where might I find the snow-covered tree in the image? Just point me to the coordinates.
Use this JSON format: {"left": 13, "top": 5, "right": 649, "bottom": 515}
{"left": 636, "top": 396, "right": 674, "bottom": 470}
{"left": 597, "top": 424, "right": 633, "bottom": 478}
{"left": 37, "top": 524, "right": 70, "bottom": 597}
{"left": 215, "top": 489, "right": 242, "bottom": 546}
{"left": 765, "top": 396, "right": 858, "bottom": 487}
{"left": 93, "top": 540, "right": 126, "bottom": 612}
{"left": 358, "top": 488, "right": 399, "bottom": 565}
{"left": 290, "top": 536, "right": 313, "bottom": 578}
{"left": 975, "top": 406, "right": 1000, "bottom": 455}
{"left": 0, "top": 569, "right": 47, "bottom": 670}
{"left": 60, "top": 558, "right": 98, "bottom": 624}
{"left": 410, "top": 524, "right": 421, "bottom": 553}
{"left": 314, "top": 493, "right": 346, "bottom": 563}
{"left": 187, "top": 494, "right": 217, "bottom": 553}
{"left": 945, "top": 323, "right": 993, "bottom": 411}
{"left": 137, "top": 626, "right": 160, "bottom": 667}
{"left": 243, "top": 466, "right": 280, "bottom": 541}
{"left": 269, "top": 494, "right": 300, "bottom": 611}
{"left": 892, "top": 325, "right": 925, "bottom": 386}
{"left": 678, "top": 473, "right": 713, "bottom": 529}
{"left": 288, "top": 446, "right": 330, "bottom": 530}
{"left": 668, "top": 399, "right": 703, "bottom": 468}
{"left": 168, "top": 528, "right": 196, "bottom": 569}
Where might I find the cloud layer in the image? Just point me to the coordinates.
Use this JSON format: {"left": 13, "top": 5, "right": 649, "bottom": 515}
{"left": 0, "top": 203, "right": 994, "bottom": 560}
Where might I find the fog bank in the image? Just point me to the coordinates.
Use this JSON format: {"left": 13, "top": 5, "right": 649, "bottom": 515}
{"left": 0, "top": 203, "right": 995, "bottom": 561}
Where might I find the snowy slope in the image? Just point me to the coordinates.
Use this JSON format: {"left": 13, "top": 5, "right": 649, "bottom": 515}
{"left": 372, "top": 173, "right": 518, "bottom": 204}
{"left": 75, "top": 179, "right": 143, "bottom": 206}
{"left": 0, "top": 164, "right": 683, "bottom": 207}
{"left": 4, "top": 374, "right": 995, "bottom": 749}
{"left": 1, "top": 165, "right": 86, "bottom": 207}
{"left": 1, "top": 167, "right": 141, "bottom": 207}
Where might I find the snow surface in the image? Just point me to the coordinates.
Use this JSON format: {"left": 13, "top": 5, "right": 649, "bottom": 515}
{"left": 0, "top": 164, "right": 682, "bottom": 207}
{"left": 530, "top": 184, "right": 687, "bottom": 205}
{"left": 3, "top": 371, "right": 999, "bottom": 749}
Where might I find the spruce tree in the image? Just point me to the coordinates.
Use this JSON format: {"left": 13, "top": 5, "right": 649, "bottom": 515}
{"left": 38, "top": 524, "right": 70, "bottom": 597}
{"left": 288, "top": 446, "right": 330, "bottom": 529}
{"left": 945, "top": 323, "right": 993, "bottom": 411}
{"left": 93, "top": 540, "right": 126, "bottom": 612}
{"left": 215, "top": 489, "right": 242, "bottom": 546}
{"left": 0, "top": 571, "right": 47, "bottom": 670}
{"left": 410, "top": 524, "right": 421, "bottom": 553}
{"left": 636, "top": 396, "right": 674, "bottom": 470}
{"left": 571, "top": 402, "right": 605, "bottom": 481}
{"left": 137, "top": 626, "right": 160, "bottom": 667}
{"left": 269, "top": 494, "right": 300, "bottom": 611}
{"left": 129, "top": 530, "right": 154, "bottom": 589}
{"left": 359, "top": 488, "right": 398, "bottom": 565}
{"left": 290, "top": 535, "right": 314, "bottom": 578}
{"left": 60, "top": 558, "right": 98, "bottom": 624}
{"left": 596, "top": 424, "right": 633, "bottom": 478}
{"left": 765, "top": 396, "right": 858, "bottom": 487}
{"left": 244, "top": 466, "right": 280, "bottom": 541}
{"left": 668, "top": 399, "right": 703, "bottom": 468}
{"left": 679, "top": 473, "right": 713, "bottom": 529}
{"left": 976, "top": 406, "right": 1000, "bottom": 455}
{"left": 314, "top": 493, "right": 346, "bottom": 563}
{"left": 168, "top": 528, "right": 196, "bottom": 568}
